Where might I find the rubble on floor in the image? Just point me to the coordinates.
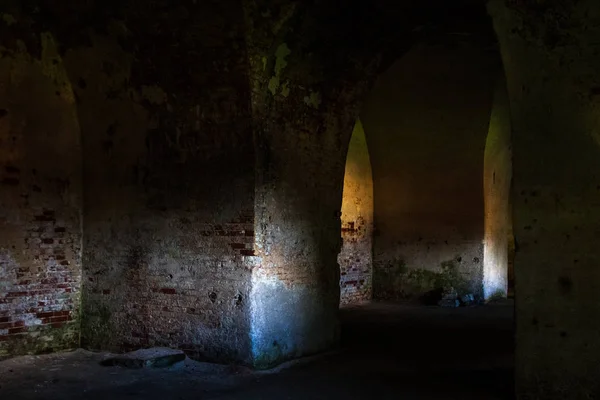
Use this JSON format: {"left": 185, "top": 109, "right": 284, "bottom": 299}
{"left": 100, "top": 347, "right": 186, "bottom": 369}
{"left": 437, "top": 287, "right": 481, "bottom": 308}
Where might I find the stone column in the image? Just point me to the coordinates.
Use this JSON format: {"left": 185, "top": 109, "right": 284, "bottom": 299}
{"left": 490, "top": 1, "right": 600, "bottom": 396}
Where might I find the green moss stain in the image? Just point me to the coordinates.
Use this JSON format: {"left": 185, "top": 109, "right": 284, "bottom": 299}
{"left": 81, "top": 304, "right": 114, "bottom": 349}
{"left": 268, "top": 78, "right": 279, "bottom": 96}
{"left": 6, "top": 40, "right": 31, "bottom": 85}
{"left": 375, "top": 257, "right": 470, "bottom": 299}
{"left": 268, "top": 43, "right": 291, "bottom": 96}
{"left": 271, "top": 4, "right": 297, "bottom": 34}
{"left": 141, "top": 85, "right": 168, "bottom": 105}
{"left": 40, "top": 32, "right": 76, "bottom": 104}
{"left": 487, "top": 288, "right": 507, "bottom": 302}
{"left": 253, "top": 340, "right": 286, "bottom": 370}
{"left": 0, "top": 323, "right": 79, "bottom": 360}
{"left": 303, "top": 91, "right": 321, "bottom": 109}
{"left": 1, "top": 13, "right": 16, "bottom": 26}
{"left": 281, "top": 81, "right": 290, "bottom": 97}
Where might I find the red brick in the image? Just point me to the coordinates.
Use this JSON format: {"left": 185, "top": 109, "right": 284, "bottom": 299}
{"left": 2, "top": 177, "right": 19, "bottom": 185}
{"left": 53, "top": 311, "right": 71, "bottom": 317}
{"left": 34, "top": 214, "right": 54, "bottom": 222}
{"left": 8, "top": 326, "right": 28, "bottom": 334}
{"left": 56, "top": 284, "right": 71, "bottom": 289}
{"left": 6, "top": 291, "right": 28, "bottom": 297}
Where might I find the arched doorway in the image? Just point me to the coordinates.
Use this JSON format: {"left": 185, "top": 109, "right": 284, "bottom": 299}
{"left": 338, "top": 119, "right": 374, "bottom": 306}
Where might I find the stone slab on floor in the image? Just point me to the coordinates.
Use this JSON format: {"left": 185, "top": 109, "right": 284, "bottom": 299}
{"left": 100, "top": 347, "right": 186, "bottom": 369}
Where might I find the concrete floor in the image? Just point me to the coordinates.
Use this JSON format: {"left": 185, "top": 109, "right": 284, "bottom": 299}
{"left": 0, "top": 301, "right": 514, "bottom": 399}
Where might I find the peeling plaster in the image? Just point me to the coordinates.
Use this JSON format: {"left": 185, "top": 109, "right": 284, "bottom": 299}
{"left": 303, "top": 91, "right": 321, "bottom": 109}
{"left": 141, "top": 85, "right": 168, "bottom": 105}
{"left": 41, "top": 33, "right": 76, "bottom": 104}
{"left": 271, "top": 4, "right": 297, "bottom": 34}
{"left": 268, "top": 43, "right": 291, "bottom": 96}
{"left": 281, "top": 81, "right": 290, "bottom": 97}
{"left": 1, "top": 13, "right": 16, "bottom": 26}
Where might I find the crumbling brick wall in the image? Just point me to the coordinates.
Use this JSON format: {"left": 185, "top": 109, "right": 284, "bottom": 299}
{"left": 0, "top": 1, "right": 256, "bottom": 363}
{"left": 0, "top": 26, "right": 82, "bottom": 357}
{"left": 60, "top": 2, "right": 255, "bottom": 363}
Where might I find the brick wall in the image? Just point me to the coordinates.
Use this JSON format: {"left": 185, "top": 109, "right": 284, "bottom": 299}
{"left": 0, "top": 34, "right": 82, "bottom": 358}
{"left": 57, "top": 1, "right": 256, "bottom": 363}
{"left": 339, "top": 119, "right": 373, "bottom": 305}
{"left": 0, "top": 1, "right": 256, "bottom": 363}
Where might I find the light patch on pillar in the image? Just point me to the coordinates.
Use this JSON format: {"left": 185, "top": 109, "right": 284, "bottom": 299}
{"left": 249, "top": 268, "right": 337, "bottom": 369}
{"left": 303, "top": 91, "right": 321, "bottom": 109}
{"left": 281, "top": 81, "right": 290, "bottom": 97}
{"left": 483, "top": 76, "right": 512, "bottom": 300}
{"left": 268, "top": 43, "right": 291, "bottom": 96}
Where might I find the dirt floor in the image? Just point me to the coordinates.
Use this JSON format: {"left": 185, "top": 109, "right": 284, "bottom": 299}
{"left": 0, "top": 301, "right": 514, "bottom": 399}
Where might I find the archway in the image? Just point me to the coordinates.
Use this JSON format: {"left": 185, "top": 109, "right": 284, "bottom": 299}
{"left": 338, "top": 119, "right": 374, "bottom": 306}
{"left": 358, "top": 40, "right": 504, "bottom": 304}
{"left": 337, "top": 29, "right": 516, "bottom": 306}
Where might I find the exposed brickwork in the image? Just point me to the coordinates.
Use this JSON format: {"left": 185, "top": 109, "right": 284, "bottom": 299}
{"left": 339, "top": 219, "right": 372, "bottom": 305}
{"left": 0, "top": 1, "right": 255, "bottom": 363}
{"left": 53, "top": 1, "right": 256, "bottom": 363}
{"left": 0, "top": 210, "right": 80, "bottom": 344}
{"left": 0, "top": 31, "right": 82, "bottom": 358}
